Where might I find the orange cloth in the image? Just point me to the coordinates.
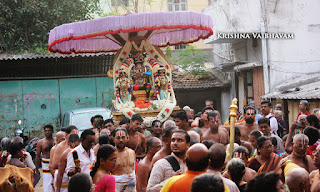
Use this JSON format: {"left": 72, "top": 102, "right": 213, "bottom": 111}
{"left": 0, "top": 164, "right": 34, "bottom": 192}
{"left": 224, "top": 121, "right": 230, "bottom": 126}
{"left": 257, "top": 153, "right": 281, "bottom": 174}
{"left": 161, "top": 170, "right": 205, "bottom": 192}
{"left": 134, "top": 100, "right": 151, "bottom": 108}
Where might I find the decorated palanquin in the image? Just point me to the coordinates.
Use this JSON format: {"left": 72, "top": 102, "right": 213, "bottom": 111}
{"left": 109, "top": 38, "right": 180, "bottom": 126}
{"left": 47, "top": 11, "right": 213, "bottom": 126}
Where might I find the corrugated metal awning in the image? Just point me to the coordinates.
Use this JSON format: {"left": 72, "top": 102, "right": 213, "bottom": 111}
{"left": 262, "top": 76, "right": 320, "bottom": 100}
{"left": 0, "top": 53, "right": 114, "bottom": 80}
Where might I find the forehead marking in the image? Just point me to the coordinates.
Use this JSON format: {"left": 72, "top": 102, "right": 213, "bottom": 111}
{"left": 234, "top": 152, "right": 243, "bottom": 158}
{"left": 247, "top": 109, "right": 255, "bottom": 114}
{"left": 301, "top": 136, "right": 307, "bottom": 145}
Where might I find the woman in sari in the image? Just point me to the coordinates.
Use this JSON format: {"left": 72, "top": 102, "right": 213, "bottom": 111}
{"left": 91, "top": 144, "right": 118, "bottom": 192}
{"left": 248, "top": 130, "right": 263, "bottom": 160}
{"left": 247, "top": 136, "right": 281, "bottom": 173}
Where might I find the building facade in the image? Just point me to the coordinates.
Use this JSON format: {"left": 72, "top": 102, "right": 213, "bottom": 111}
{"left": 203, "top": 0, "right": 320, "bottom": 122}
{"left": 99, "top": 0, "right": 212, "bottom": 50}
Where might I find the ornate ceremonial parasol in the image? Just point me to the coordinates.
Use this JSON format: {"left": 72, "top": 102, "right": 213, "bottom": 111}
{"left": 48, "top": 11, "right": 213, "bottom": 54}
{"left": 48, "top": 11, "right": 213, "bottom": 126}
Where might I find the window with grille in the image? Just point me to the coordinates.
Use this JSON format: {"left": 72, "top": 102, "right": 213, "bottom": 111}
{"left": 174, "top": 44, "right": 186, "bottom": 50}
{"left": 167, "top": 0, "right": 187, "bottom": 11}
{"left": 111, "top": 0, "right": 129, "bottom": 7}
{"left": 244, "top": 70, "right": 254, "bottom": 105}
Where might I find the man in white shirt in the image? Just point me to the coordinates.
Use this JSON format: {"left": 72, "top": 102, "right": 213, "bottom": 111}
{"left": 260, "top": 100, "right": 278, "bottom": 135}
{"left": 147, "top": 130, "right": 190, "bottom": 192}
{"left": 66, "top": 129, "right": 95, "bottom": 176}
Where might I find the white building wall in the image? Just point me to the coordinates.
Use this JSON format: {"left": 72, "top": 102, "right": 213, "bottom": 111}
{"left": 266, "top": 0, "right": 320, "bottom": 92}
{"left": 221, "top": 88, "right": 232, "bottom": 122}
{"left": 204, "top": 0, "right": 320, "bottom": 93}
{"left": 203, "top": 1, "right": 233, "bottom": 65}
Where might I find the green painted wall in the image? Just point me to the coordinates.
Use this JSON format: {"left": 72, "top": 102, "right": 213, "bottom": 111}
{"left": 0, "top": 81, "right": 23, "bottom": 137}
{"left": 22, "top": 80, "right": 60, "bottom": 136}
{"left": 0, "top": 77, "right": 114, "bottom": 138}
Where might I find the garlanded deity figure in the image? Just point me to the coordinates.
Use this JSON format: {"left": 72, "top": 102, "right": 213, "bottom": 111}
{"left": 116, "top": 69, "right": 131, "bottom": 103}
{"left": 131, "top": 53, "right": 152, "bottom": 101}
{"left": 155, "top": 67, "right": 171, "bottom": 100}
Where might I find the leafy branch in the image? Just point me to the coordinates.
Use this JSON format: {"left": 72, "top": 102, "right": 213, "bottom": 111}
{"left": 0, "top": 0, "right": 102, "bottom": 54}
{"left": 168, "top": 45, "right": 211, "bottom": 77}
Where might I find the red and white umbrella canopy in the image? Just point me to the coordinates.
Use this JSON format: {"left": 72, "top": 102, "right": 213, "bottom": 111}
{"left": 48, "top": 11, "right": 213, "bottom": 54}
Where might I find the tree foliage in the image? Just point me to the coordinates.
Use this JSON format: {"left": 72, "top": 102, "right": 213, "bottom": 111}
{"left": 168, "top": 45, "right": 210, "bottom": 77}
{"left": 0, "top": 0, "right": 101, "bottom": 54}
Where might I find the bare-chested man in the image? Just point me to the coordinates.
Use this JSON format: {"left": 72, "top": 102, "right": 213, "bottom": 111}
{"left": 280, "top": 134, "right": 316, "bottom": 173}
{"left": 310, "top": 145, "right": 320, "bottom": 192}
{"left": 147, "top": 120, "right": 163, "bottom": 140}
{"left": 172, "top": 111, "right": 191, "bottom": 131}
{"left": 205, "top": 100, "right": 222, "bottom": 124}
{"left": 203, "top": 112, "right": 229, "bottom": 145}
{"left": 104, "top": 118, "right": 116, "bottom": 136}
{"left": 90, "top": 115, "right": 103, "bottom": 143}
{"left": 151, "top": 126, "right": 178, "bottom": 166}
{"left": 55, "top": 134, "right": 80, "bottom": 192}
{"left": 137, "top": 137, "right": 162, "bottom": 192}
{"left": 49, "top": 131, "right": 66, "bottom": 178}
{"left": 93, "top": 119, "right": 104, "bottom": 143}
{"left": 113, "top": 128, "right": 137, "bottom": 191}
{"left": 36, "top": 124, "right": 55, "bottom": 192}
{"left": 285, "top": 167, "right": 310, "bottom": 192}
{"left": 119, "top": 117, "right": 131, "bottom": 129}
{"left": 127, "top": 114, "right": 147, "bottom": 160}
{"left": 91, "top": 114, "right": 103, "bottom": 129}
{"left": 235, "top": 106, "right": 258, "bottom": 141}
{"left": 51, "top": 126, "right": 79, "bottom": 171}
{"left": 233, "top": 127, "right": 253, "bottom": 156}
{"left": 191, "top": 107, "right": 214, "bottom": 133}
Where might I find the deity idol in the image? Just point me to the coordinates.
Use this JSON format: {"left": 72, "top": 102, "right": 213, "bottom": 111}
{"left": 155, "top": 67, "right": 171, "bottom": 100}
{"left": 131, "top": 54, "right": 152, "bottom": 101}
{"left": 116, "top": 69, "right": 131, "bottom": 103}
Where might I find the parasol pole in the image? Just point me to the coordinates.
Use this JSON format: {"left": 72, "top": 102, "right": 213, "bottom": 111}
{"left": 229, "top": 98, "right": 238, "bottom": 159}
